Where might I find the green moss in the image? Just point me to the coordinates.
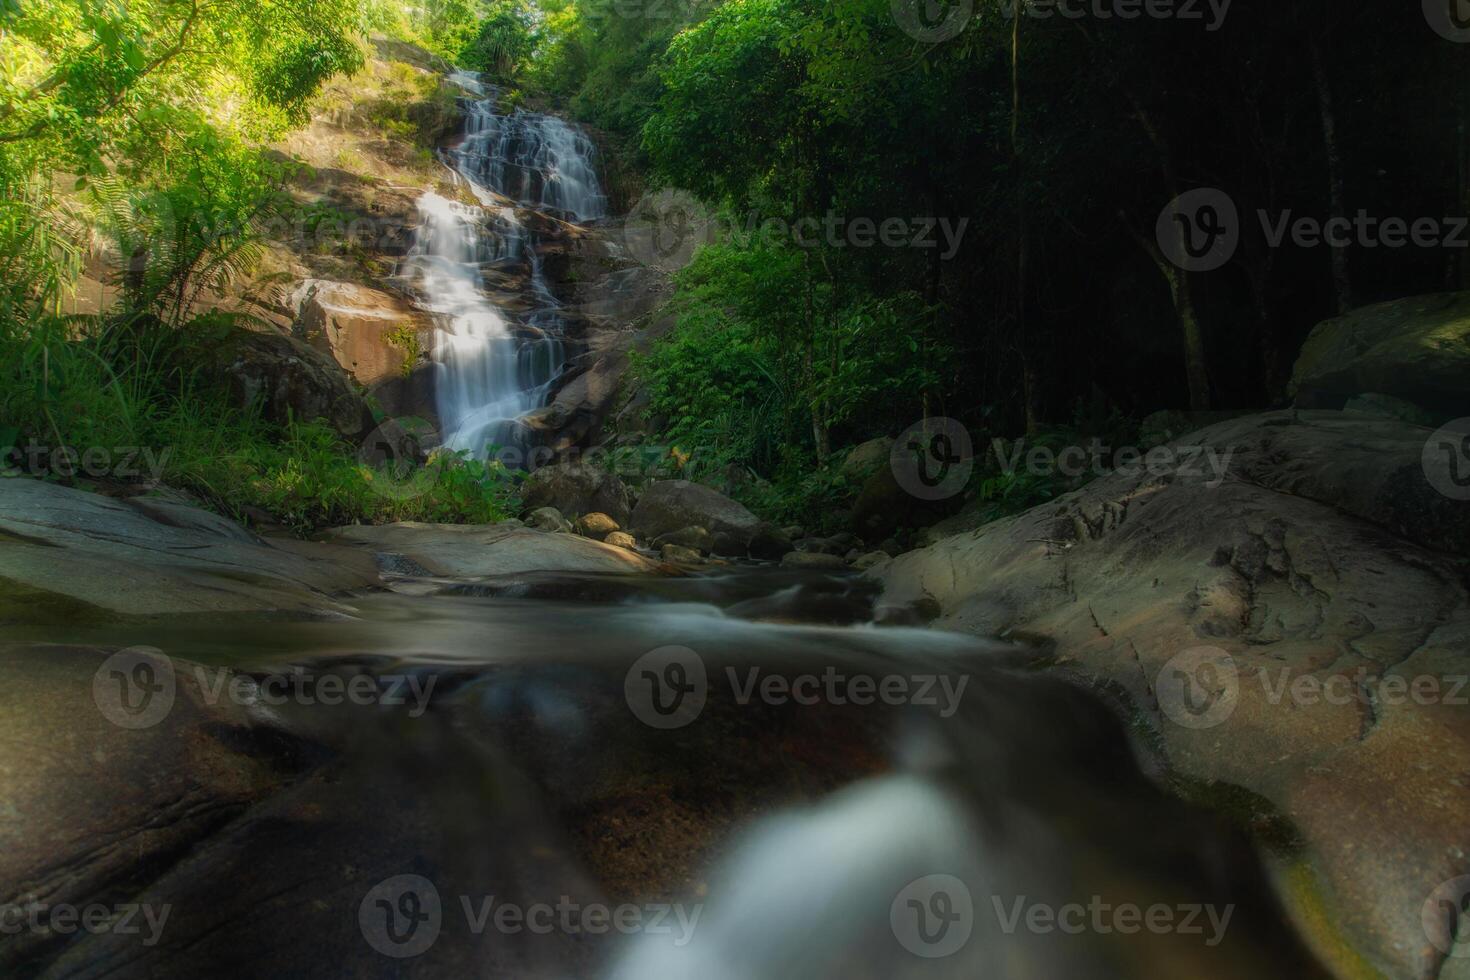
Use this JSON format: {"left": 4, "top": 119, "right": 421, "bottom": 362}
{"left": 384, "top": 324, "right": 425, "bottom": 377}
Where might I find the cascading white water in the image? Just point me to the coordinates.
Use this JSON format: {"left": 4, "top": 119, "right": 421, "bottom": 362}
{"left": 400, "top": 71, "right": 606, "bottom": 458}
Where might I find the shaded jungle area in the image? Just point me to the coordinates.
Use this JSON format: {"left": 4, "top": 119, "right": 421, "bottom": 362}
{"left": 0, "top": 0, "right": 1463, "bottom": 535}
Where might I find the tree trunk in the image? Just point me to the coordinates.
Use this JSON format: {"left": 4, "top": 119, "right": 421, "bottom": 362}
{"left": 1012, "top": 0, "right": 1042, "bottom": 434}
{"left": 1458, "top": 53, "right": 1469, "bottom": 290}
{"left": 1172, "top": 268, "right": 1211, "bottom": 412}
{"left": 1310, "top": 37, "right": 1353, "bottom": 314}
{"left": 1126, "top": 214, "right": 1211, "bottom": 410}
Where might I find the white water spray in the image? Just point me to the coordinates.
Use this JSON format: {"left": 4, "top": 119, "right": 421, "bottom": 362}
{"left": 400, "top": 72, "right": 606, "bottom": 457}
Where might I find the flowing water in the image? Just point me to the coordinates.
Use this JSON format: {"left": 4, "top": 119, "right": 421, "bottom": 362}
{"left": 399, "top": 71, "right": 606, "bottom": 459}
{"left": 9, "top": 568, "right": 1326, "bottom": 979}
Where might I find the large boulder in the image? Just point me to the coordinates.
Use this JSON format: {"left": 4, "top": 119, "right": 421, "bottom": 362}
{"left": 849, "top": 465, "right": 955, "bottom": 540}
{"left": 840, "top": 436, "right": 895, "bottom": 480}
{"left": 0, "top": 479, "right": 375, "bottom": 622}
{"left": 292, "top": 279, "right": 436, "bottom": 421}
{"left": 628, "top": 481, "right": 762, "bottom": 550}
{"left": 870, "top": 411, "right": 1470, "bottom": 978}
{"left": 328, "top": 522, "right": 661, "bottom": 577}
{"left": 1290, "top": 291, "right": 1470, "bottom": 419}
{"left": 187, "top": 323, "right": 376, "bottom": 443}
{"left": 520, "top": 463, "right": 632, "bottom": 526}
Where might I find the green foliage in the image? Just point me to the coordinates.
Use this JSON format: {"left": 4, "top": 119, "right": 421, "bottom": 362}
{"left": 384, "top": 324, "right": 425, "bottom": 377}
{"left": 85, "top": 147, "right": 287, "bottom": 326}
{"left": 251, "top": 34, "right": 366, "bottom": 126}
{"left": 459, "top": 1, "right": 537, "bottom": 81}
{"left": 0, "top": 315, "right": 516, "bottom": 532}
{"left": 634, "top": 235, "right": 953, "bottom": 527}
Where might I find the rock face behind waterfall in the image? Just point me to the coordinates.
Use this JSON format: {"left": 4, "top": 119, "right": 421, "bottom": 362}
{"left": 195, "top": 48, "right": 656, "bottom": 456}
{"left": 869, "top": 410, "right": 1470, "bottom": 978}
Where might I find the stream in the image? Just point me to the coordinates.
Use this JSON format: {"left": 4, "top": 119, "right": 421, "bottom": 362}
{"left": 10, "top": 567, "right": 1327, "bottom": 978}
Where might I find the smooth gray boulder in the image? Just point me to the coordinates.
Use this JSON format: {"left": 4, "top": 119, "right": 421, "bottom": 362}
{"left": 0, "top": 479, "right": 375, "bottom": 621}
{"left": 1290, "top": 291, "right": 1470, "bottom": 418}
{"left": 328, "top": 522, "right": 662, "bottom": 577}
{"left": 870, "top": 410, "right": 1470, "bottom": 978}
{"left": 629, "top": 481, "right": 761, "bottom": 546}
{"left": 520, "top": 462, "right": 632, "bottom": 525}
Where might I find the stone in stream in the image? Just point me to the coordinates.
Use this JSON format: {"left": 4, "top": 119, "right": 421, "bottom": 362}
{"left": 746, "top": 522, "right": 794, "bottom": 561}
{"left": 603, "top": 530, "right": 638, "bottom": 551}
{"left": 629, "top": 480, "right": 762, "bottom": 551}
{"left": 659, "top": 542, "right": 705, "bottom": 564}
{"left": 520, "top": 462, "right": 632, "bottom": 525}
{"left": 329, "top": 521, "right": 663, "bottom": 577}
{"left": 652, "top": 525, "right": 714, "bottom": 554}
{"left": 871, "top": 409, "right": 1470, "bottom": 978}
{"left": 781, "top": 551, "right": 849, "bottom": 571}
{"left": 526, "top": 505, "right": 573, "bottom": 533}
{"left": 573, "top": 511, "right": 621, "bottom": 540}
{"left": 849, "top": 550, "right": 891, "bottom": 572}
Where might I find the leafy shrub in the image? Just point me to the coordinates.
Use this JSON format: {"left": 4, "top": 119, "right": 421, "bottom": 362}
{"left": 0, "top": 315, "right": 516, "bottom": 533}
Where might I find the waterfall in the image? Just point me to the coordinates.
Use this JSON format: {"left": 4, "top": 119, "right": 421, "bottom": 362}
{"left": 399, "top": 71, "right": 606, "bottom": 459}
